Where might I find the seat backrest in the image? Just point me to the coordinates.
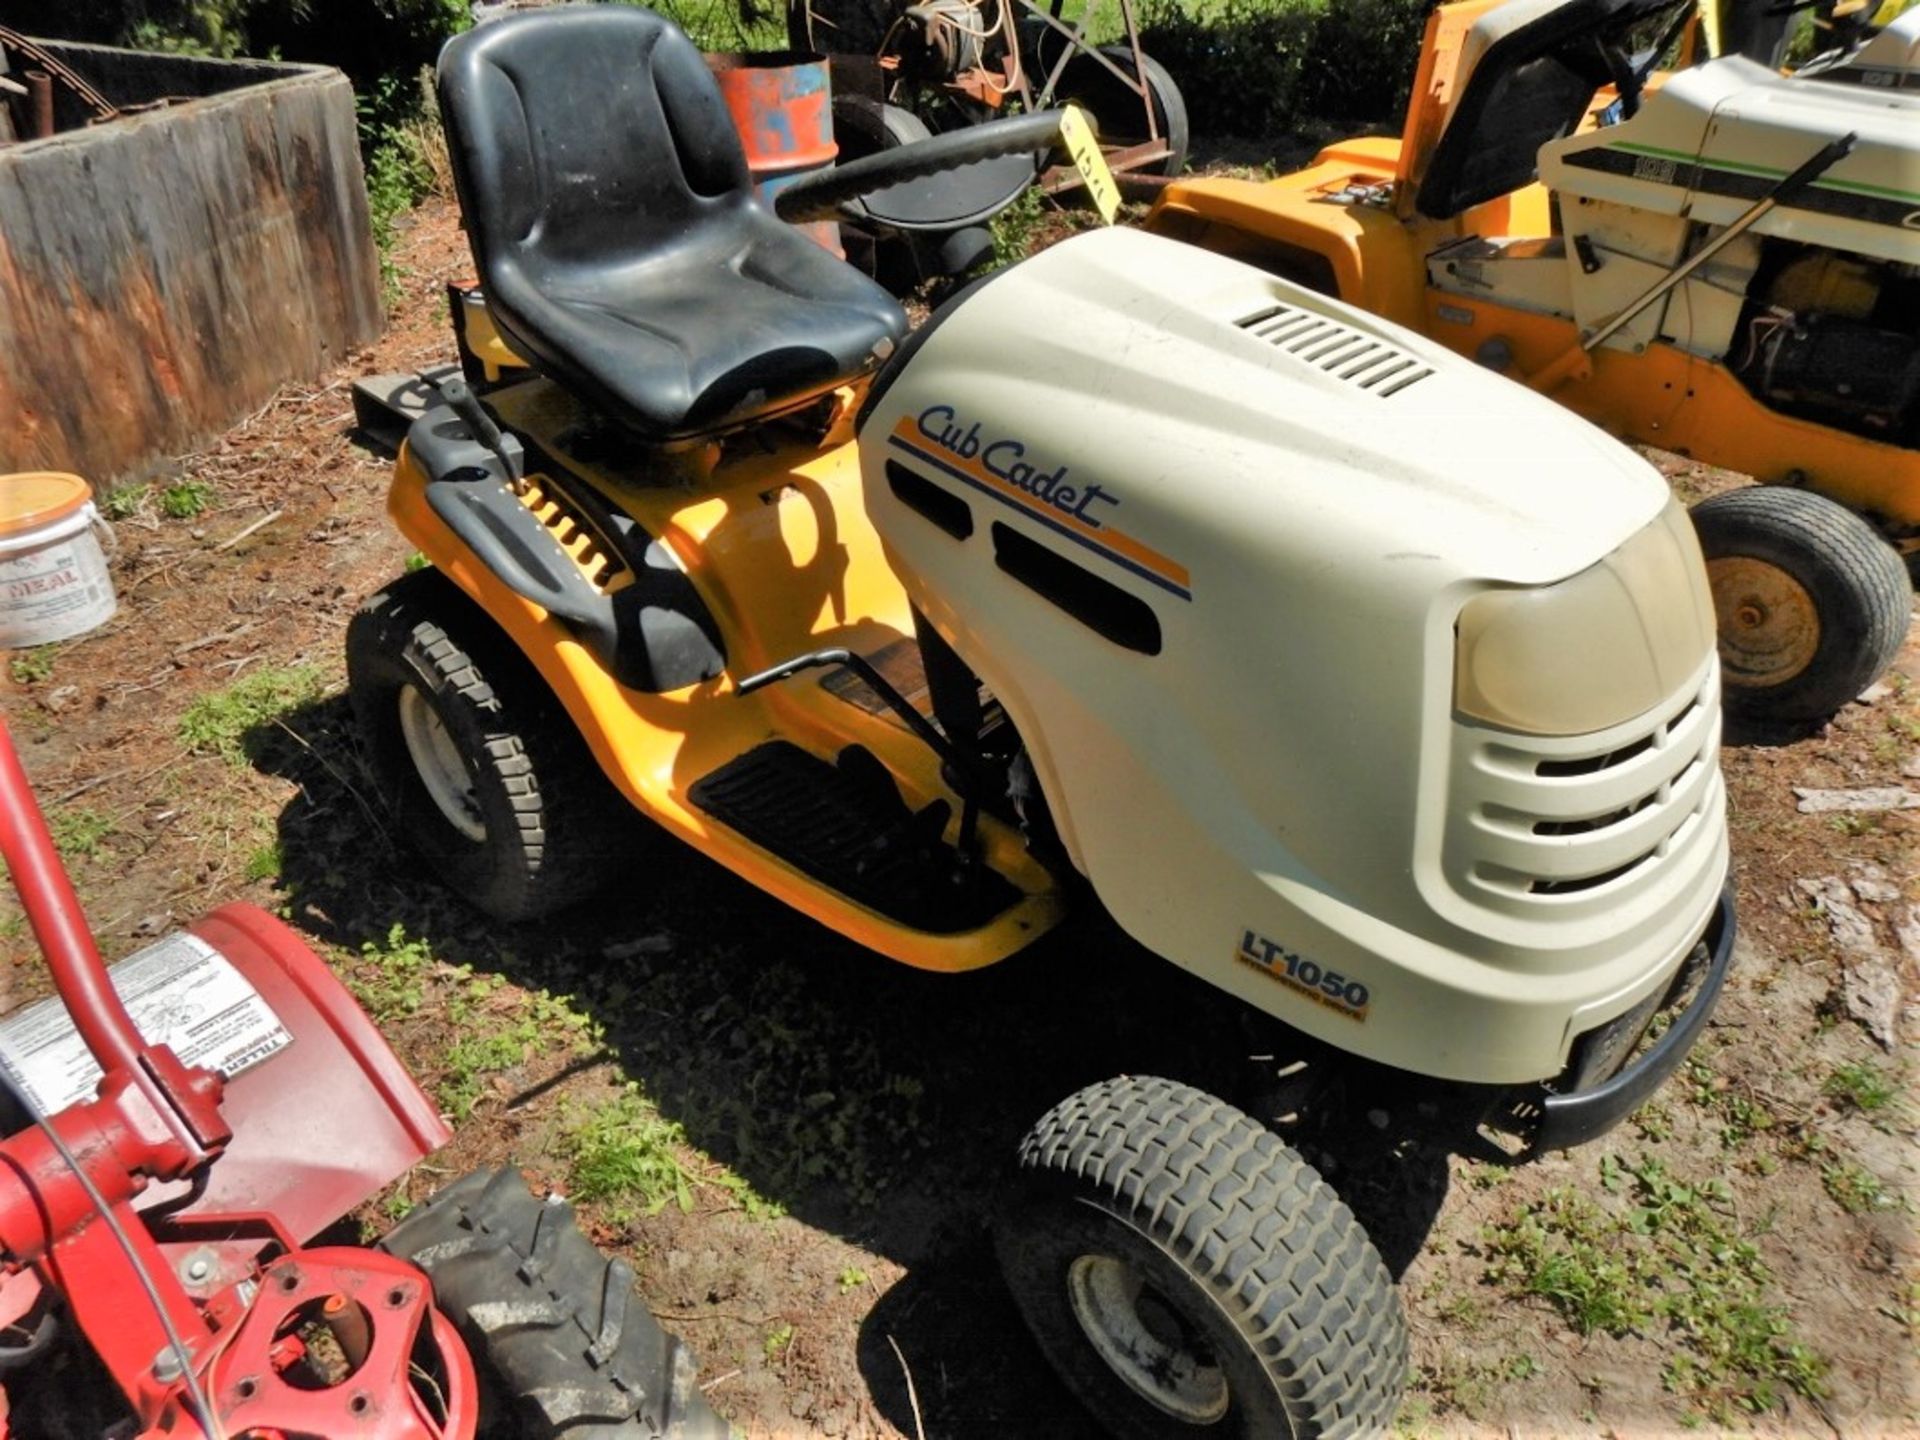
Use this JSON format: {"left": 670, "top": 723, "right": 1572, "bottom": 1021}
{"left": 437, "top": 7, "right": 750, "bottom": 276}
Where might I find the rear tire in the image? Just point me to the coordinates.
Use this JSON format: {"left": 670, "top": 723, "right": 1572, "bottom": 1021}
{"left": 996, "top": 1076, "right": 1406, "bottom": 1440}
{"left": 1691, "top": 487, "right": 1911, "bottom": 725}
{"left": 345, "top": 569, "right": 624, "bottom": 921}
{"left": 382, "top": 1168, "right": 729, "bottom": 1440}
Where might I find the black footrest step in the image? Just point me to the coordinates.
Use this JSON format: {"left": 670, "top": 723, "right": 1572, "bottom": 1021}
{"left": 688, "top": 741, "right": 1019, "bottom": 934}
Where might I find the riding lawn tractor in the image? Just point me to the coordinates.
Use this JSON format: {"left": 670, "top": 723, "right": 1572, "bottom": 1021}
{"left": 1147, "top": 0, "right": 1920, "bottom": 725}
{"left": 347, "top": 6, "right": 1738, "bottom": 1434}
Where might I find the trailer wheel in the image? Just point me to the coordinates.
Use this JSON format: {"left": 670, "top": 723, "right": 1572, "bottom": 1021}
{"left": 382, "top": 1168, "right": 729, "bottom": 1440}
{"left": 1691, "top": 487, "right": 1912, "bottom": 725}
{"left": 346, "top": 570, "right": 623, "bottom": 920}
{"left": 1044, "top": 45, "right": 1190, "bottom": 178}
{"left": 996, "top": 1076, "right": 1406, "bottom": 1440}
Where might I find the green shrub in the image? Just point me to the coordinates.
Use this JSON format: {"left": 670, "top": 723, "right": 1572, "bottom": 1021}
{"left": 1137, "top": 0, "right": 1432, "bottom": 141}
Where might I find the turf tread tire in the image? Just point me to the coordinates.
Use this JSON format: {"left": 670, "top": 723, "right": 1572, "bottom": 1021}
{"left": 382, "top": 1168, "right": 728, "bottom": 1440}
{"left": 998, "top": 1076, "right": 1406, "bottom": 1440}
{"left": 1691, "top": 486, "right": 1912, "bottom": 724}
{"left": 346, "top": 570, "right": 624, "bottom": 921}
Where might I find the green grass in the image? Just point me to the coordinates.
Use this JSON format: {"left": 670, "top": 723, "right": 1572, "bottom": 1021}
{"left": 1823, "top": 1160, "right": 1899, "bottom": 1215}
{"left": 440, "top": 1025, "right": 539, "bottom": 1118}
{"left": 552, "top": 949, "right": 932, "bottom": 1214}
{"left": 562, "top": 1086, "right": 781, "bottom": 1222}
{"left": 101, "top": 482, "right": 152, "bottom": 521}
{"left": 359, "top": 68, "right": 451, "bottom": 302}
{"left": 177, "top": 665, "right": 324, "bottom": 763}
{"left": 837, "top": 1266, "right": 869, "bottom": 1294}
{"left": 1486, "top": 1154, "right": 1828, "bottom": 1421}
{"left": 244, "top": 841, "right": 283, "bottom": 883}
{"left": 990, "top": 185, "right": 1049, "bottom": 269}
{"left": 351, "top": 923, "right": 437, "bottom": 1024}
{"left": 160, "top": 479, "right": 215, "bottom": 520}
{"left": 9, "top": 646, "right": 56, "bottom": 686}
{"left": 432, "top": 967, "right": 599, "bottom": 1117}
{"left": 49, "top": 809, "right": 114, "bottom": 859}
{"left": 1824, "top": 1061, "right": 1898, "bottom": 1115}
{"left": 1686, "top": 1056, "right": 1774, "bottom": 1148}
{"left": 561, "top": 1090, "right": 709, "bottom": 1218}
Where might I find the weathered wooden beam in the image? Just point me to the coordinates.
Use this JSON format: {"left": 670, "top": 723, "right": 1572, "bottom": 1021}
{"left": 0, "top": 49, "right": 382, "bottom": 481}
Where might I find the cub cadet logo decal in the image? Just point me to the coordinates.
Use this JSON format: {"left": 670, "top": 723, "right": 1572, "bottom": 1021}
{"left": 1236, "top": 930, "right": 1370, "bottom": 1021}
{"left": 887, "top": 406, "right": 1192, "bottom": 601}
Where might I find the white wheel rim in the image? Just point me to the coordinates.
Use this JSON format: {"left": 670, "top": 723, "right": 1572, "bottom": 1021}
{"left": 397, "top": 685, "right": 487, "bottom": 843}
{"left": 1707, "top": 556, "right": 1820, "bottom": 689}
{"left": 1066, "top": 1253, "right": 1230, "bottom": 1424}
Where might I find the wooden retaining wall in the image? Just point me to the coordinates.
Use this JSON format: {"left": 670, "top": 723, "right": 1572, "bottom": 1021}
{"left": 0, "top": 42, "right": 382, "bottom": 482}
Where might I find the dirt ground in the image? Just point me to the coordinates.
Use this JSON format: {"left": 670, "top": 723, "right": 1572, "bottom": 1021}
{"left": 1, "top": 193, "right": 1916, "bottom": 1439}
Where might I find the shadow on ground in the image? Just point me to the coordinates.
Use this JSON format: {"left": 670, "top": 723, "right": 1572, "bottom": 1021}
{"left": 259, "top": 692, "right": 1455, "bottom": 1437}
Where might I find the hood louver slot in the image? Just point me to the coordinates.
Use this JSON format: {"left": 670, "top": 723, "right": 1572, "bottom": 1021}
{"left": 518, "top": 476, "right": 628, "bottom": 593}
{"left": 1237, "top": 304, "right": 1434, "bottom": 397}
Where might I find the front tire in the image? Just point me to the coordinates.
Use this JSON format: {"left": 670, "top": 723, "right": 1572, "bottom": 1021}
{"left": 996, "top": 1076, "right": 1407, "bottom": 1440}
{"left": 346, "top": 569, "right": 624, "bottom": 921}
{"left": 1691, "top": 486, "right": 1911, "bottom": 725}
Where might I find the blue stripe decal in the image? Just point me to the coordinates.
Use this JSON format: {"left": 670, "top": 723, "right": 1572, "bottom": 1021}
{"left": 886, "top": 434, "right": 1193, "bottom": 601}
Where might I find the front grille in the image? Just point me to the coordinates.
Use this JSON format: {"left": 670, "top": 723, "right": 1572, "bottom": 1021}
{"left": 516, "top": 476, "right": 628, "bottom": 593}
{"left": 1236, "top": 304, "right": 1435, "bottom": 397}
{"left": 1447, "top": 663, "right": 1721, "bottom": 907}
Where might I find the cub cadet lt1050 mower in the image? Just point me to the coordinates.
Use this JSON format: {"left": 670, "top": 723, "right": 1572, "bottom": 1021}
{"left": 0, "top": 711, "right": 727, "bottom": 1438}
{"left": 1147, "top": 0, "right": 1919, "bottom": 725}
{"left": 348, "top": 7, "right": 1735, "bottom": 1435}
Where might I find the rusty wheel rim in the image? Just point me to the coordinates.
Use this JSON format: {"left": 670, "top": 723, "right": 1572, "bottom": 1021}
{"left": 1708, "top": 557, "right": 1820, "bottom": 690}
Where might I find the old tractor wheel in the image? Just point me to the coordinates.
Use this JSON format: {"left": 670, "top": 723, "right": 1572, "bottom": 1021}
{"left": 996, "top": 1076, "right": 1407, "bottom": 1440}
{"left": 382, "top": 1168, "right": 729, "bottom": 1440}
{"left": 1040, "top": 44, "right": 1189, "bottom": 177}
{"left": 1691, "top": 486, "right": 1912, "bottom": 725}
{"left": 346, "top": 569, "right": 625, "bottom": 921}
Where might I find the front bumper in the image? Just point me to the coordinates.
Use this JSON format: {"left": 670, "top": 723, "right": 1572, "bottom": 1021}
{"left": 1526, "top": 884, "right": 1735, "bottom": 1151}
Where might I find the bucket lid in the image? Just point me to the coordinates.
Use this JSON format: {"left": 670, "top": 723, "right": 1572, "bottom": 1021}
{"left": 1, "top": 473, "right": 94, "bottom": 539}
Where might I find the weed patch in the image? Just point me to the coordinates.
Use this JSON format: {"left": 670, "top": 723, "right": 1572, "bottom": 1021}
{"left": 101, "top": 483, "right": 152, "bottom": 521}
{"left": 1822, "top": 1160, "right": 1898, "bottom": 1215}
{"left": 562, "top": 1087, "right": 780, "bottom": 1221}
{"left": 612, "top": 958, "right": 929, "bottom": 1210}
{"left": 990, "top": 185, "right": 1048, "bottom": 268}
{"left": 351, "top": 924, "right": 436, "bottom": 1023}
{"left": 178, "top": 665, "right": 324, "bottom": 763}
{"left": 49, "top": 809, "right": 114, "bottom": 859}
{"left": 1824, "top": 1060, "right": 1897, "bottom": 1115}
{"left": 560, "top": 1090, "right": 706, "bottom": 1221}
{"left": 1485, "top": 1154, "right": 1827, "bottom": 1421}
{"left": 9, "top": 647, "right": 56, "bottom": 686}
{"left": 435, "top": 969, "right": 600, "bottom": 1118}
{"left": 1686, "top": 1056, "right": 1774, "bottom": 1148}
{"left": 160, "top": 479, "right": 215, "bottom": 519}
{"left": 244, "top": 841, "right": 283, "bottom": 883}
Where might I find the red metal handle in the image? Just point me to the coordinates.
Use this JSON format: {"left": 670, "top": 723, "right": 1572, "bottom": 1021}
{"left": 0, "top": 715, "right": 148, "bottom": 1077}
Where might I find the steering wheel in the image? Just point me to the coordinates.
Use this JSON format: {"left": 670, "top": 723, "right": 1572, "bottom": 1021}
{"left": 774, "top": 110, "right": 1067, "bottom": 231}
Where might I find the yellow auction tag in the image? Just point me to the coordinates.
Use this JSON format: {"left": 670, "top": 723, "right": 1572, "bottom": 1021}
{"left": 1059, "top": 105, "right": 1120, "bottom": 226}
{"left": 1699, "top": 0, "right": 1723, "bottom": 57}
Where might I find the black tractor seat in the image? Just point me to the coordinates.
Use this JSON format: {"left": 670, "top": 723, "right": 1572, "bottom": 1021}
{"left": 436, "top": 7, "right": 909, "bottom": 445}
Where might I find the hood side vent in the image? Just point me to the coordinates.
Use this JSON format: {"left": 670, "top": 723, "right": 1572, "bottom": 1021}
{"left": 1237, "top": 304, "right": 1434, "bottom": 397}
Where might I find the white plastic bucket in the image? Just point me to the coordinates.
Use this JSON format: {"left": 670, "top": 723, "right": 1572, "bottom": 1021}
{"left": 1, "top": 474, "right": 119, "bottom": 649}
